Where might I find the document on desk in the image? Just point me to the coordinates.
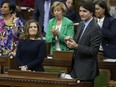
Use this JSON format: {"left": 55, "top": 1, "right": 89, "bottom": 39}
{"left": 47, "top": 56, "right": 52, "bottom": 59}
{"left": 103, "top": 59, "right": 116, "bottom": 62}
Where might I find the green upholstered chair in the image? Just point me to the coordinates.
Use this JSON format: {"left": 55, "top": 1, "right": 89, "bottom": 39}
{"left": 94, "top": 69, "right": 111, "bottom": 87}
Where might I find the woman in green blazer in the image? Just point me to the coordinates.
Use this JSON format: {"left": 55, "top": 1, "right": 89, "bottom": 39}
{"left": 46, "top": 1, "right": 74, "bottom": 55}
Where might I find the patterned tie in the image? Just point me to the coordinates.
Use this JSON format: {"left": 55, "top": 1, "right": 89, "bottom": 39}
{"left": 77, "top": 23, "right": 85, "bottom": 41}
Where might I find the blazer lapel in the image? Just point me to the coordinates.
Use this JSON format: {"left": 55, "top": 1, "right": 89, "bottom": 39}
{"left": 102, "top": 17, "right": 110, "bottom": 29}
{"left": 75, "top": 22, "right": 83, "bottom": 42}
{"left": 60, "top": 17, "right": 66, "bottom": 34}
{"left": 75, "top": 22, "right": 84, "bottom": 42}
{"left": 78, "top": 19, "right": 94, "bottom": 42}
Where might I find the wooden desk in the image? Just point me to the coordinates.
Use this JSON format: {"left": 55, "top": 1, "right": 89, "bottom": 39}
{"left": 0, "top": 57, "right": 6, "bottom": 74}
{"left": 0, "top": 70, "right": 92, "bottom": 87}
{"left": 1, "top": 56, "right": 116, "bottom": 81}
{"left": 0, "top": 62, "right": 3, "bottom": 74}
{"left": 43, "top": 59, "right": 116, "bottom": 81}
{"left": 52, "top": 51, "right": 73, "bottom": 61}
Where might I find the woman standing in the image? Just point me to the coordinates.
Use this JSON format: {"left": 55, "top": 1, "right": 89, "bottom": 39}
{"left": 16, "top": 20, "right": 46, "bottom": 71}
{"left": 0, "top": 0, "right": 24, "bottom": 56}
{"left": 46, "top": 1, "right": 74, "bottom": 55}
{"left": 95, "top": 0, "right": 116, "bottom": 59}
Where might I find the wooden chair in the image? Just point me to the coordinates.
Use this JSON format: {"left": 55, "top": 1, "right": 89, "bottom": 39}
{"left": 52, "top": 51, "right": 73, "bottom": 61}
{"left": 44, "top": 51, "right": 73, "bottom": 73}
{"left": 0, "top": 56, "right": 10, "bottom": 74}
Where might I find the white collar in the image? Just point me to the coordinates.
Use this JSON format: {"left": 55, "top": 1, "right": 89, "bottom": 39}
{"left": 97, "top": 16, "right": 105, "bottom": 22}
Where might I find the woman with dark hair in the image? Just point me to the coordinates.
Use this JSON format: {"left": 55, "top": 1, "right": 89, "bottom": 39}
{"left": 12, "top": 5, "right": 26, "bottom": 25}
{"left": 0, "top": 0, "right": 16, "bottom": 16}
{"left": 0, "top": 0, "right": 24, "bottom": 56}
{"left": 16, "top": 20, "right": 46, "bottom": 71}
{"left": 65, "top": 0, "right": 77, "bottom": 22}
{"left": 95, "top": 0, "right": 116, "bottom": 59}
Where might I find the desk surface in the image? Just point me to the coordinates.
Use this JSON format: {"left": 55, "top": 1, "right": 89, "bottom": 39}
{"left": 43, "top": 59, "right": 116, "bottom": 81}
{"left": 43, "top": 59, "right": 116, "bottom": 68}
{"left": 0, "top": 70, "right": 92, "bottom": 87}
{"left": 1, "top": 57, "right": 116, "bottom": 81}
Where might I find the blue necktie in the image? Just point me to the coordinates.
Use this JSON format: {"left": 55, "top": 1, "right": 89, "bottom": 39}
{"left": 77, "top": 23, "right": 85, "bottom": 41}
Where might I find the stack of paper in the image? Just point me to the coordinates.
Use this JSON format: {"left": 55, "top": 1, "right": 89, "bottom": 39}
{"left": 103, "top": 59, "right": 116, "bottom": 62}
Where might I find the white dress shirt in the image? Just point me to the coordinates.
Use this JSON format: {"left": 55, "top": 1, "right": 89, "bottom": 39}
{"left": 55, "top": 24, "right": 62, "bottom": 51}
{"left": 97, "top": 16, "right": 105, "bottom": 51}
{"left": 97, "top": 17, "right": 105, "bottom": 28}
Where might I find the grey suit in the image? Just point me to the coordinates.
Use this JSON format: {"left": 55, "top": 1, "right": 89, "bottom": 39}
{"left": 70, "top": 19, "right": 103, "bottom": 80}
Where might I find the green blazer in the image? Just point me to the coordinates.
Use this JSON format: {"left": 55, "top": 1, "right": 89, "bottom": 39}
{"left": 46, "top": 17, "right": 74, "bottom": 55}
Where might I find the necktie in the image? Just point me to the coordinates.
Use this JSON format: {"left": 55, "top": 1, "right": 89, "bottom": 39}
{"left": 77, "top": 23, "right": 85, "bottom": 41}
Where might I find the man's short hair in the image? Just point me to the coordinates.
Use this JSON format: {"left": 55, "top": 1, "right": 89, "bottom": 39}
{"left": 79, "top": 0, "right": 95, "bottom": 14}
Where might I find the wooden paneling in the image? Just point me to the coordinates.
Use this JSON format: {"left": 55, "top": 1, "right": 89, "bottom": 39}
{"left": 1, "top": 52, "right": 116, "bottom": 81}
{"left": 52, "top": 51, "right": 73, "bottom": 61}
{"left": 0, "top": 70, "right": 93, "bottom": 87}
{"left": 110, "top": 0, "right": 116, "bottom": 6}
{"left": 20, "top": 8, "right": 33, "bottom": 20}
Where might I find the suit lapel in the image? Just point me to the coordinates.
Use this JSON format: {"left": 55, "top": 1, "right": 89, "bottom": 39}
{"left": 78, "top": 19, "right": 94, "bottom": 43}
{"left": 102, "top": 17, "right": 110, "bottom": 29}
{"left": 75, "top": 22, "right": 84, "bottom": 41}
{"left": 60, "top": 17, "right": 66, "bottom": 34}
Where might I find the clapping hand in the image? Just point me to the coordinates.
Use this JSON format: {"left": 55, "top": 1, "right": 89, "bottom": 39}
{"left": 51, "top": 29, "right": 60, "bottom": 36}
{"left": 65, "top": 36, "right": 78, "bottom": 49}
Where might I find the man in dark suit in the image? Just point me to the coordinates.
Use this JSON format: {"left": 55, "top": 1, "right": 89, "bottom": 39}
{"left": 33, "top": 0, "right": 65, "bottom": 36}
{"left": 65, "top": 0, "right": 102, "bottom": 85}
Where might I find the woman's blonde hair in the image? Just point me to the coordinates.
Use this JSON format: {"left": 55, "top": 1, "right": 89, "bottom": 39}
{"left": 51, "top": 1, "right": 67, "bottom": 16}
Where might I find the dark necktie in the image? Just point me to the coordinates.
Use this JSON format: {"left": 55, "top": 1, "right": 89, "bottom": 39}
{"left": 77, "top": 23, "right": 85, "bottom": 41}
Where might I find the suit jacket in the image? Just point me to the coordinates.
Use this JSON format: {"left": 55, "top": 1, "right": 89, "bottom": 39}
{"left": 46, "top": 17, "right": 74, "bottom": 55}
{"left": 70, "top": 19, "right": 102, "bottom": 80}
{"left": 102, "top": 17, "right": 116, "bottom": 59}
{"left": 33, "top": 0, "right": 65, "bottom": 28}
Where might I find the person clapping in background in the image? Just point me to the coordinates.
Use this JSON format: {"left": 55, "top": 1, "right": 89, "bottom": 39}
{"left": 46, "top": 1, "right": 74, "bottom": 55}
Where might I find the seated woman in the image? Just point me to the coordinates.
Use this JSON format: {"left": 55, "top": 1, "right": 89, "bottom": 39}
{"left": 15, "top": 20, "right": 46, "bottom": 71}
{"left": 46, "top": 1, "right": 74, "bottom": 55}
{"left": 0, "top": 0, "right": 24, "bottom": 56}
